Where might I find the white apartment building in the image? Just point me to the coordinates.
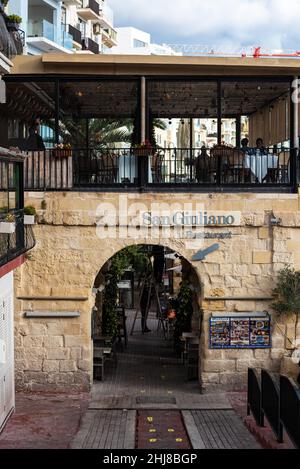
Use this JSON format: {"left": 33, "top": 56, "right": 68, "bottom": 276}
{"left": 110, "top": 27, "right": 181, "bottom": 56}
{"left": 7, "top": 0, "right": 117, "bottom": 55}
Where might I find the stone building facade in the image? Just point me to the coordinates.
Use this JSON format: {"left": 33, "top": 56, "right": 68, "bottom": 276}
{"left": 13, "top": 190, "right": 300, "bottom": 392}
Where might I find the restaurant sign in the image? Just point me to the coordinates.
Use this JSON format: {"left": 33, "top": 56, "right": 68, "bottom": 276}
{"left": 142, "top": 211, "right": 241, "bottom": 227}
{"left": 209, "top": 314, "right": 271, "bottom": 349}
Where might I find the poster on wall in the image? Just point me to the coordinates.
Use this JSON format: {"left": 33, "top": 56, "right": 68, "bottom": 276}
{"left": 209, "top": 315, "right": 271, "bottom": 349}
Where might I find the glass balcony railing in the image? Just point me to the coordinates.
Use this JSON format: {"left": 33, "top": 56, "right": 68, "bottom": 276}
{"left": 27, "top": 20, "right": 73, "bottom": 50}
{"left": 101, "top": 2, "right": 114, "bottom": 24}
{"left": 61, "top": 24, "right": 74, "bottom": 50}
{"left": 28, "top": 19, "right": 55, "bottom": 42}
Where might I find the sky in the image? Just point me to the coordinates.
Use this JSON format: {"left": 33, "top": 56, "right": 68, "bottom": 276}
{"left": 109, "top": 0, "right": 300, "bottom": 51}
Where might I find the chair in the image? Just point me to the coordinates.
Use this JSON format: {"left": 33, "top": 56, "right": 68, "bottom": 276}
{"left": 225, "top": 149, "right": 249, "bottom": 183}
{"left": 116, "top": 306, "right": 128, "bottom": 348}
{"left": 97, "top": 151, "right": 118, "bottom": 183}
{"left": 151, "top": 150, "right": 164, "bottom": 183}
{"left": 186, "top": 337, "right": 200, "bottom": 381}
{"left": 262, "top": 152, "right": 283, "bottom": 183}
{"left": 210, "top": 144, "right": 233, "bottom": 182}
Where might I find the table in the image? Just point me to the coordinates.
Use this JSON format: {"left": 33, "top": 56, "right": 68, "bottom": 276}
{"left": 118, "top": 154, "right": 153, "bottom": 183}
{"left": 244, "top": 152, "right": 278, "bottom": 183}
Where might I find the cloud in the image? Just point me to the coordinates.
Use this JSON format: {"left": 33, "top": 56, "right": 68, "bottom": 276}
{"left": 109, "top": 0, "right": 300, "bottom": 50}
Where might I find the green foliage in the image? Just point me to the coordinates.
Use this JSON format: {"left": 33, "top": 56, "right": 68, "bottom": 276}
{"left": 174, "top": 281, "right": 193, "bottom": 353}
{"left": 272, "top": 265, "right": 300, "bottom": 348}
{"left": 272, "top": 266, "right": 300, "bottom": 315}
{"left": 24, "top": 205, "right": 36, "bottom": 216}
{"left": 101, "top": 247, "right": 150, "bottom": 337}
{"left": 6, "top": 14, "right": 22, "bottom": 23}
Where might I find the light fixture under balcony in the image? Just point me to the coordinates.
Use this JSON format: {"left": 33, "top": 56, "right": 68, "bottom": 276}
{"left": 93, "top": 22, "right": 101, "bottom": 35}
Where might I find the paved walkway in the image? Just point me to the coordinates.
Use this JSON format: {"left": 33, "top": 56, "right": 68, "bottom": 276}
{"left": 0, "top": 393, "right": 89, "bottom": 449}
{"left": 72, "top": 310, "right": 260, "bottom": 449}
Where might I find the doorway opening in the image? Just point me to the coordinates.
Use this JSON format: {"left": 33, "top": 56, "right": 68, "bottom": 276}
{"left": 91, "top": 244, "right": 203, "bottom": 399}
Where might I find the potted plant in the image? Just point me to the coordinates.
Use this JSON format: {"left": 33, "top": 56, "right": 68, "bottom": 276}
{"left": 132, "top": 140, "right": 154, "bottom": 157}
{"left": 6, "top": 14, "right": 22, "bottom": 31}
{"left": 0, "top": 212, "right": 16, "bottom": 234}
{"left": 24, "top": 205, "right": 36, "bottom": 225}
{"left": 51, "top": 143, "right": 72, "bottom": 158}
{"left": 272, "top": 266, "right": 300, "bottom": 353}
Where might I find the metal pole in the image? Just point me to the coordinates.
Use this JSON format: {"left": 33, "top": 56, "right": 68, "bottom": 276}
{"left": 55, "top": 79, "right": 59, "bottom": 145}
{"left": 141, "top": 76, "right": 146, "bottom": 142}
{"left": 217, "top": 80, "right": 222, "bottom": 185}
{"left": 236, "top": 115, "right": 241, "bottom": 148}
{"left": 291, "top": 77, "right": 299, "bottom": 190}
{"left": 217, "top": 80, "right": 222, "bottom": 145}
{"left": 189, "top": 117, "right": 193, "bottom": 182}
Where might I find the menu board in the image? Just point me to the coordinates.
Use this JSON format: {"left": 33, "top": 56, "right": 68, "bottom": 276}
{"left": 210, "top": 315, "right": 271, "bottom": 349}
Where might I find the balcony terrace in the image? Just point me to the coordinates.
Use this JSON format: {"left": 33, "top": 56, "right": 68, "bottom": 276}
{"left": 77, "top": 0, "right": 101, "bottom": 22}
{"left": 1, "top": 54, "right": 300, "bottom": 193}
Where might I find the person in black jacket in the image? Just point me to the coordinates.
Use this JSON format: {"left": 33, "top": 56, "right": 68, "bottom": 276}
{"left": 26, "top": 124, "right": 45, "bottom": 151}
{"left": 140, "top": 281, "right": 151, "bottom": 333}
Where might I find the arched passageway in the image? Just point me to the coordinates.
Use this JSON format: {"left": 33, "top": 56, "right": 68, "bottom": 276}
{"left": 90, "top": 244, "right": 204, "bottom": 403}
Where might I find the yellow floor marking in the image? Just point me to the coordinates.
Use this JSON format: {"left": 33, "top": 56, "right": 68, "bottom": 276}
{"left": 167, "top": 391, "right": 173, "bottom": 394}
{"left": 147, "top": 417, "right": 153, "bottom": 422}
{"left": 140, "top": 390, "right": 145, "bottom": 393}
{"left": 176, "top": 438, "right": 183, "bottom": 442}
{"left": 149, "top": 438, "right": 157, "bottom": 443}
{"left": 149, "top": 429, "right": 156, "bottom": 433}
{"left": 168, "top": 428, "right": 175, "bottom": 433}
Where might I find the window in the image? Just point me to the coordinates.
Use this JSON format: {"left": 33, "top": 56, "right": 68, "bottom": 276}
{"left": 133, "top": 39, "right": 147, "bottom": 48}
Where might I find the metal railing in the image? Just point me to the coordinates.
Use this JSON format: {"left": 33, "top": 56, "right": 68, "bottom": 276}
{"left": 68, "top": 24, "right": 82, "bottom": 45}
{"left": 261, "top": 369, "right": 283, "bottom": 442}
{"left": 151, "top": 146, "right": 291, "bottom": 186}
{"left": 73, "top": 148, "right": 138, "bottom": 187}
{"left": 80, "top": 0, "right": 100, "bottom": 15}
{"left": 21, "top": 146, "right": 294, "bottom": 191}
{"left": 280, "top": 375, "right": 300, "bottom": 449}
{"left": 0, "top": 210, "right": 36, "bottom": 268}
{"left": 82, "top": 37, "right": 100, "bottom": 54}
{"left": 247, "top": 368, "right": 300, "bottom": 448}
{"left": 247, "top": 368, "right": 264, "bottom": 426}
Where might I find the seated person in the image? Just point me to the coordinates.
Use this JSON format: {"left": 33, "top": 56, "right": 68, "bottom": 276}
{"left": 25, "top": 124, "right": 45, "bottom": 151}
{"left": 255, "top": 138, "right": 267, "bottom": 154}
{"left": 241, "top": 138, "right": 249, "bottom": 152}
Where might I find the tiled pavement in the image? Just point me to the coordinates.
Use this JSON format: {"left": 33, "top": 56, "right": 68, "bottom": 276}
{"left": 72, "top": 310, "right": 261, "bottom": 449}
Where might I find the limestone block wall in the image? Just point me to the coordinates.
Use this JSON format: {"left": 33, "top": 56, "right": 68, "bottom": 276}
{"left": 13, "top": 190, "right": 300, "bottom": 392}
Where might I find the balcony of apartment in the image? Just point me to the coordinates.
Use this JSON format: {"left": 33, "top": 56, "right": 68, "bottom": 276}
{"left": 82, "top": 36, "right": 99, "bottom": 54}
{"left": 77, "top": 0, "right": 101, "bottom": 22}
{"left": 98, "top": 2, "right": 114, "bottom": 29}
{"left": 62, "top": 0, "right": 82, "bottom": 6}
{"left": 101, "top": 27, "right": 117, "bottom": 48}
{"left": 0, "top": 77, "right": 298, "bottom": 193}
{"left": 68, "top": 24, "right": 82, "bottom": 49}
{"left": 0, "top": 149, "right": 35, "bottom": 269}
{"left": 27, "top": 19, "right": 74, "bottom": 54}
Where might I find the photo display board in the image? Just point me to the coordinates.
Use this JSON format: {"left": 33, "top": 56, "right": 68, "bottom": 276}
{"left": 209, "top": 315, "right": 271, "bottom": 349}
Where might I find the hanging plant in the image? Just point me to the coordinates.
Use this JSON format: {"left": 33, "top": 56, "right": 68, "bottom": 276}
{"left": 173, "top": 280, "right": 193, "bottom": 354}
{"left": 101, "top": 247, "right": 151, "bottom": 337}
{"left": 272, "top": 266, "right": 300, "bottom": 352}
